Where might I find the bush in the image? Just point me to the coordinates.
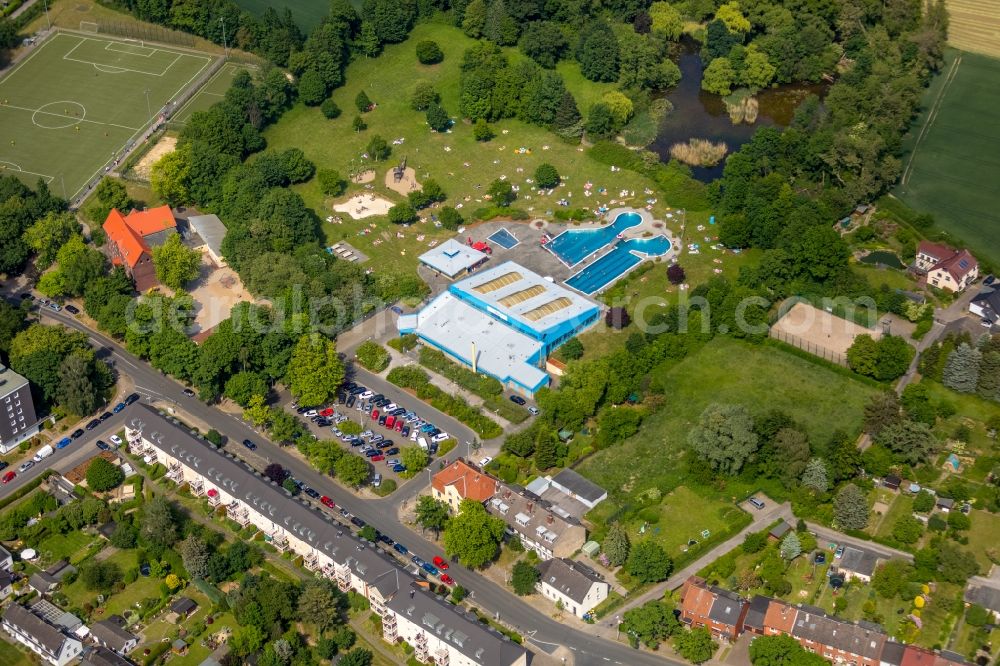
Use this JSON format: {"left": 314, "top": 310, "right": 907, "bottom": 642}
{"left": 388, "top": 203, "right": 418, "bottom": 225}
{"left": 355, "top": 341, "right": 391, "bottom": 372}
{"left": 388, "top": 334, "right": 418, "bottom": 352}
{"left": 387, "top": 367, "right": 502, "bottom": 438}
{"left": 320, "top": 98, "right": 341, "bottom": 119}
{"left": 416, "top": 40, "right": 444, "bottom": 64}
{"left": 534, "top": 163, "right": 560, "bottom": 189}
{"left": 419, "top": 347, "right": 502, "bottom": 397}
{"left": 473, "top": 119, "right": 494, "bottom": 142}
{"left": 439, "top": 207, "right": 464, "bottom": 230}
{"left": 318, "top": 169, "right": 346, "bottom": 197}
{"left": 426, "top": 104, "right": 451, "bottom": 132}
{"left": 86, "top": 457, "right": 125, "bottom": 491}
{"left": 355, "top": 90, "right": 373, "bottom": 113}
{"left": 561, "top": 337, "right": 584, "bottom": 360}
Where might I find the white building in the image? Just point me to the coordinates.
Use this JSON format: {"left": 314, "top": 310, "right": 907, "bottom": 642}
{"left": 186, "top": 214, "right": 227, "bottom": 267}
{"left": 535, "top": 558, "right": 609, "bottom": 619}
{"left": 124, "top": 405, "right": 528, "bottom": 666}
{"left": 2, "top": 604, "right": 83, "bottom": 666}
{"left": 0, "top": 364, "right": 43, "bottom": 454}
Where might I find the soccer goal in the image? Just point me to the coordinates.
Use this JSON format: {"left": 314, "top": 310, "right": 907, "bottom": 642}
{"left": 80, "top": 21, "right": 99, "bottom": 34}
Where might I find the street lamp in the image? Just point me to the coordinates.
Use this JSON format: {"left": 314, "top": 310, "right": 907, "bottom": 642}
{"left": 143, "top": 88, "right": 151, "bottom": 120}
{"left": 219, "top": 17, "right": 229, "bottom": 57}
{"left": 42, "top": 0, "right": 50, "bottom": 29}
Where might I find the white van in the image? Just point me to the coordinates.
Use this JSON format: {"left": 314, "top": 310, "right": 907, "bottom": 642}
{"left": 32, "top": 445, "right": 54, "bottom": 462}
{"left": 417, "top": 437, "right": 429, "bottom": 450}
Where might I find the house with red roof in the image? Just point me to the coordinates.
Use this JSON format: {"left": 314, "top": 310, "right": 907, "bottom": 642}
{"left": 915, "top": 241, "right": 978, "bottom": 293}
{"left": 431, "top": 459, "right": 500, "bottom": 513}
{"left": 102, "top": 206, "right": 177, "bottom": 292}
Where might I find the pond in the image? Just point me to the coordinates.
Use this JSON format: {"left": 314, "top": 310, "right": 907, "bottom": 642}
{"left": 650, "top": 37, "right": 828, "bottom": 181}
{"left": 860, "top": 250, "right": 905, "bottom": 269}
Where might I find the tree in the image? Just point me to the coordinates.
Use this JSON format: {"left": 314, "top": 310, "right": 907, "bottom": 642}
{"left": 749, "top": 634, "right": 829, "bottom": 666}
{"left": 152, "top": 233, "right": 201, "bottom": 290}
{"left": 487, "top": 179, "right": 515, "bottom": 207}
{"left": 88, "top": 177, "right": 132, "bottom": 226}
{"left": 596, "top": 407, "right": 643, "bottom": 448}
{"left": 576, "top": 22, "right": 619, "bottom": 82}
{"left": 243, "top": 394, "right": 271, "bottom": 428}
{"left": 585, "top": 102, "right": 616, "bottom": 138}
{"left": 943, "top": 343, "right": 981, "bottom": 393}
{"left": 801, "top": 458, "right": 829, "bottom": 492}
{"left": 355, "top": 90, "right": 373, "bottom": 113}
{"left": 462, "top": 0, "right": 487, "bottom": 37}
{"left": 702, "top": 57, "right": 735, "bottom": 95}
{"left": 864, "top": 392, "right": 902, "bottom": 436}
{"left": 338, "top": 649, "right": 373, "bottom": 666}
{"left": 688, "top": 403, "right": 759, "bottom": 475}
{"left": 519, "top": 21, "right": 568, "bottom": 68}
{"left": 601, "top": 91, "right": 634, "bottom": 127}
{"left": 742, "top": 46, "right": 776, "bottom": 90}
{"left": 264, "top": 463, "right": 289, "bottom": 484}
{"left": 892, "top": 515, "right": 923, "bottom": 544}
{"left": 401, "top": 445, "right": 429, "bottom": 473}
{"left": 416, "top": 40, "right": 443, "bottom": 64}
{"left": 80, "top": 560, "right": 122, "bottom": 591}
{"left": 533, "top": 430, "right": 559, "bottom": 470}
{"left": 534, "top": 163, "right": 560, "bottom": 189}
{"left": 901, "top": 382, "right": 937, "bottom": 426}
{"left": 875, "top": 420, "right": 936, "bottom": 465}
{"left": 772, "top": 428, "right": 810, "bottom": 488}
{"left": 387, "top": 203, "right": 417, "bottom": 225}
{"left": 56, "top": 354, "right": 98, "bottom": 416}
{"left": 675, "top": 627, "right": 717, "bottom": 664}
{"left": 667, "top": 263, "right": 686, "bottom": 285}
{"left": 443, "top": 498, "right": 506, "bottom": 568}
{"left": 297, "top": 578, "right": 344, "bottom": 635}
{"left": 298, "top": 69, "right": 326, "bottom": 105}
{"left": 511, "top": 561, "right": 539, "bottom": 595}
{"left": 626, "top": 540, "right": 672, "bottom": 583}
{"left": 10, "top": 324, "right": 109, "bottom": 408}
{"left": 621, "top": 601, "right": 680, "bottom": 648}
{"left": 913, "top": 490, "right": 935, "bottom": 513}
{"left": 86, "top": 457, "right": 125, "bottom": 491}
{"left": 833, "top": 483, "right": 869, "bottom": 530}
{"left": 52, "top": 235, "right": 106, "bottom": 296}
{"left": 716, "top": 2, "right": 750, "bottom": 32}
{"left": 317, "top": 166, "right": 347, "bottom": 196}
{"left": 410, "top": 81, "right": 439, "bottom": 111}
{"left": 966, "top": 604, "right": 990, "bottom": 628}
{"left": 358, "top": 21, "right": 381, "bottom": 57}
{"left": 140, "top": 497, "right": 178, "bottom": 550}
{"left": 415, "top": 496, "right": 450, "bottom": 537}
{"left": 871, "top": 559, "right": 913, "bottom": 598}
{"left": 355, "top": 341, "right": 390, "bottom": 371}
{"left": 151, "top": 147, "right": 191, "bottom": 205}
{"left": 649, "top": 2, "right": 683, "bottom": 39}
{"left": 426, "top": 103, "right": 451, "bottom": 132}
{"left": 365, "top": 135, "right": 390, "bottom": 161}
{"left": 742, "top": 532, "right": 767, "bottom": 553}
{"left": 561, "top": 337, "right": 584, "bottom": 360}
{"left": 320, "top": 98, "right": 342, "bottom": 119}
{"left": 224, "top": 372, "right": 268, "bottom": 407}
{"left": 286, "top": 334, "right": 344, "bottom": 407}
{"left": 780, "top": 532, "right": 801, "bottom": 560}
{"left": 438, "top": 207, "right": 464, "bottom": 230}
{"left": 606, "top": 306, "right": 630, "bottom": 329}
{"left": 473, "top": 118, "right": 495, "bottom": 141}
{"left": 335, "top": 454, "right": 370, "bottom": 488}
{"left": 604, "top": 524, "right": 631, "bottom": 567}
{"left": 179, "top": 535, "right": 210, "bottom": 579}
{"left": 352, "top": 115, "right": 367, "bottom": 132}
{"left": 24, "top": 212, "right": 79, "bottom": 268}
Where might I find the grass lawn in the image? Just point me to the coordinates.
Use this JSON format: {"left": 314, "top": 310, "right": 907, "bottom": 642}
{"left": 36, "top": 529, "right": 97, "bottom": 565}
{"left": 577, "top": 337, "right": 879, "bottom": 502}
{"left": 953, "top": 622, "right": 1000, "bottom": 663}
{"left": 873, "top": 494, "right": 916, "bottom": 541}
{"left": 853, "top": 263, "right": 918, "bottom": 291}
{"left": 0, "top": 639, "right": 35, "bottom": 666}
{"left": 174, "top": 62, "right": 255, "bottom": 125}
{"left": 894, "top": 49, "right": 1000, "bottom": 265}
{"left": 262, "top": 21, "right": 677, "bottom": 277}
{"left": 139, "top": 587, "right": 213, "bottom": 645}
{"left": 965, "top": 510, "right": 1000, "bottom": 569}
{"left": 62, "top": 549, "right": 163, "bottom": 614}
{"left": 233, "top": 0, "right": 331, "bottom": 32}
{"left": 164, "top": 610, "right": 238, "bottom": 666}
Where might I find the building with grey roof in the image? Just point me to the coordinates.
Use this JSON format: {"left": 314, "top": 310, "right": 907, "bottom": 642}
{"left": 791, "top": 608, "right": 885, "bottom": 665}
{"left": 81, "top": 646, "right": 136, "bottom": 666}
{"left": 487, "top": 483, "right": 586, "bottom": 560}
{"left": 535, "top": 557, "right": 608, "bottom": 618}
{"left": 384, "top": 583, "right": 528, "bottom": 666}
{"left": 880, "top": 641, "right": 906, "bottom": 666}
{"left": 0, "top": 543, "right": 12, "bottom": 570}
{"left": 125, "top": 404, "right": 528, "bottom": 666}
{"left": 2, "top": 603, "right": 83, "bottom": 666}
{"left": 419, "top": 238, "right": 490, "bottom": 278}
{"left": 0, "top": 570, "right": 14, "bottom": 600}
{"left": 187, "top": 214, "right": 227, "bottom": 267}
{"left": 837, "top": 545, "right": 882, "bottom": 583}
{"left": 965, "top": 583, "right": 1000, "bottom": 621}
{"left": 548, "top": 469, "right": 607, "bottom": 510}
{"left": 742, "top": 595, "right": 770, "bottom": 634}
{"left": 90, "top": 616, "right": 138, "bottom": 655}
{"left": 0, "top": 363, "right": 42, "bottom": 454}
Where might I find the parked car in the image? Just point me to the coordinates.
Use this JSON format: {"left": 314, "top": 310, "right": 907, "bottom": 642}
{"left": 479, "top": 456, "right": 492, "bottom": 468}
{"left": 378, "top": 415, "right": 387, "bottom": 426}
{"left": 112, "top": 402, "right": 127, "bottom": 413}
{"left": 71, "top": 429, "right": 84, "bottom": 439}
{"left": 385, "top": 415, "right": 396, "bottom": 429}
{"left": 109, "top": 434, "right": 122, "bottom": 446}
{"left": 386, "top": 448, "right": 400, "bottom": 456}
{"left": 346, "top": 396, "right": 356, "bottom": 408}
{"left": 371, "top": 455, "right": 385, "bottom": 462}
{"left": 394, "top": 542, "right": 409, "bottom": 555}
{"left": 748, "top": 498, "right": 765, "bottom": 510}
{"left": 421, "top": 562, "right": 439, "bottom": 576}
{"left": 509, "top": 395, "right": 526, "bottom": 405}
{"left": 321, "top": 496, "right": 336, "bottom": 509}
{"left": 400, "top": 425, "right": 410, "bottom": 437}
{"left": 528, "top": 407, "right": 540, "bottom": 416}
{"left": 2, "top": 471, "right": 15, "bottom": 484}
{"left": 411, "top": 556, "right": 426, "bottom": 568}
{"left": 242, "top": 439, "right": 257, "bottom": 451}
{"left": 17, "top": 461, "right": 34, "bottom": 473}
{"left": 99, "top": 411, "right": 112, "bottom": 421}
{"left": 350, "top": 516, "right": 366, "bottom": 528}
{"left": 440, "top": 573, "right": 455, "bottom": 586}
{"left": 183, "top": 388, "right": 196, "bottom": 397}
{"left": 394, "top": 420, "right": 404, "bottom": 433}
{"left": 378, "top": 534, "right": 394, "bottom": 546}
{"left": 392, "top": 464, "right": 406, "bottom": 473}
{"left": 124, "top": 393, "right": 140, "bottom": 405}
{"left": 372, "top": 472, "right": 382, "bottom": 486}
{"left": 432, "top": 556, "right": 449, "bottom": 570}
{"left": 431, "top": 432, "right": 449, "bottom": 443}
{"left": 96, "top": 440, "right": 111, "bottom": 451}
{"left": 835, "top": 546, "right": 845, "bottom": 559}
{"left": 85, "top": 419, "right": 101, "bottom": 430}
{"left": 47, "top": 302, "right": 61, "bottom": 312}
{"left": 64, "top": 304, "right": 80, "bottom": 314}
{"left": 304, "top": 487, "right": 320, "bottom": 499}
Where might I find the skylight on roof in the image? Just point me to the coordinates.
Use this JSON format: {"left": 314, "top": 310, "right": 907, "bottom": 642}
{"left": 523, "top": 297, "right": 572, "bottom": 321}
{"left": 473, "top": 271, "right": 522, "bottom": 293}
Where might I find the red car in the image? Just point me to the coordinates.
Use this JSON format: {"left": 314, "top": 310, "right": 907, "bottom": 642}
{"left": 440, "top": 573, "right": 455, "bottom": 586}
{"left": 320, "top": 408, "right": 334, "bottom": 417}
{"left": 371, "top": 454, "right": 385, "bottom": 462}
{"left": 371, "top": 409, "right": 380, "bottom": 420}
{"left": 1, "top": 471, "right": 15, "bottom": 484}
{"left": 432, "top": 556, "right": 449, "bottom": 570}
{"left": 394, "top": 420, "right": 404, "bottom": 432}
{"left": 320, "top": 496, "right": 335, "bottom": 509}
{"left": 385, "top": 415, "right": 396, "bottom": 429}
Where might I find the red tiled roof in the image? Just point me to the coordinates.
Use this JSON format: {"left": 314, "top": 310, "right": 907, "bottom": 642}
{"left": 432, "top": 460, "right": 499, "bottom": 503}
{"left": 680, "top": 577, "right": 715, "bottom": 618}
{"left": 917, "top": 240, "right": 954, "bottom": 262}
{"left": 932, "top": 249, "right": 977, "bottom": 282}
{"left": 124, "top": 205, "right": 176, "bottom": 237}
{"left": 103, "top": 209, "right": 149, "bottom": 269}
{"left": 763, "top": 598, "right": 797, "bottom": 634}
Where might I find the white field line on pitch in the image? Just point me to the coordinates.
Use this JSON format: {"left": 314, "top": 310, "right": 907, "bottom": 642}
{"left": 1, "top": 103, "right": 141, "bottom": 131}
{"left": 171, "top": 59, "right": 232, "bottom": 122}
{"left": 105, "top": 41, "right": 156, "bottom": 57}
{"left": 0, "top": 161, "right": 55, "bottom": 183}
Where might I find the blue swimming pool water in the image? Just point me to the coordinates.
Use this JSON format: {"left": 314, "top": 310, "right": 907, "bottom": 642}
{"left": 487, "top": 228, "right": 520, "bottom": 249}
{"left": 546, "top": 212, "right": 642, "bottom": 266}
{"left": 565, "top": 236, "right": 672, "bottom": 295}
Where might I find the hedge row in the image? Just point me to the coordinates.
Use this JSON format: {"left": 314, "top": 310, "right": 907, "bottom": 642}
{"left": 419, "top": 347, "right": 503, "bottom": 397}
{"left": 387, "top": 366, "right": 502, "bottom": 438}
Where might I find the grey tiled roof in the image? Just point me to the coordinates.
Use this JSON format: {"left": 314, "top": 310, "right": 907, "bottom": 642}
{"left": 81, "top": 646, "right": 135, "bottom": 666}
{"left": 706, "top": 586, "right": 746, "bottom": 626}
{"left": 536, "top": 558, "right": 603, "bottom": 604}
{"left": 91, "top": 616, "right": 136, "bottom": 652}
{"left": 743, "top": 595, "right": 769, "bottom": 630}
{"left": 838, "top": 546, "right": 880, "bottom": 577}
{"left": 549, "top": 469, "right": 606, "bottom": 504}
{"left": 965, "top": 584, "right": 1000, "bottom": 612}
{"left": 2, "top": 603, "right": 71, "bottom": 655}
{"left": 791, "top": 609, "right": 885, "bottom": 659}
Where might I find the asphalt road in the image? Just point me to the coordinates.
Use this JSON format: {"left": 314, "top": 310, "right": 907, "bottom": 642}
{"left": 32, "top": 308, "right": 681, "bottom": 666}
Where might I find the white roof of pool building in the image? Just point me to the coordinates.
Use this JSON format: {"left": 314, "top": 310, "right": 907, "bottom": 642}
{"left": 398, "top": 293, "right": 549, "bottom": 392}
{"left": 452, "top": 261, "right": 598, "bottom": 334}
{"left": 419, "top": 239, "right": 489, "bottom": 277}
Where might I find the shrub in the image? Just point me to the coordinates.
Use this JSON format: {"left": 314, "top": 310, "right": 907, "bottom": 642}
{"left": 561, "top": 337, "right": 584, "bottom": 360}
{"left": 419, "top": 347, "right": 503, "bottom": 397}
{"left": 318, "top": 169, "right": 346, "bottom": 197}
{"left": 355, "top": 90, "right": 372, "bottom": 113}
{"left": 473, "top": 119, "right": 495, "bottom": 142}
{"left": 87, "top": 457, "right": 125, "bottom": 491}
{"left": 487, "top": 179, "right": 515, "bottom": 207}
{"left": 352, "top": 115, "right": 367, "bottom": 132}
{"left": 387, "top": 366, "right": 502, "bottom": 438}
{"left": 416, "top": 40, "right": 444, "bottom": 64}
{"left": 534, "top": 163, "right": 560, "bottom": 189}
{"left": 355, "top": 341, "right": 391, "bottom": 372}
{"left": 439, "top": 207, "right": 464, "bottom": 230}
{"left": 388, "top": 203, "right": 417, "bottom": 225}
{"left": 320, "top": 98, "right": 341, "bottom": 119}
{"left": 410, "top": 81, "right": 439, "bottom": 111}
{"left": 426, "top": 104, "right": 451, "bottom": 132}
{"left": 388, "top": 333, "right": 418, "bottom": 352}
{"left": 366, "top": 135, "right": 390, "bottom": 161}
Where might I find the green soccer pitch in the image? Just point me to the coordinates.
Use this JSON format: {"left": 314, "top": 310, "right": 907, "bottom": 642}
{"left": 0, "top": 32, "right": 215, "bottom": 202}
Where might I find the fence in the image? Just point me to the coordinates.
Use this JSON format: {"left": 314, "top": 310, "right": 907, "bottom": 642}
{"left": 769, "top": 328, "right": 848, "bottom": 366}
{"left": 95, "top": 20, "right": 197, "bottom": 47}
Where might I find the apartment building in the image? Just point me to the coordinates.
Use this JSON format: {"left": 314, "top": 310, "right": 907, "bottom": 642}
{"left": 125, "top": 405, "right": 528, "bottom": 666}
{"left": 432, "top": 460, "right": 499, "bottom": 513}
{"left": 486, "top": 483, "right": 586, "bottom": 560}
{"left": 535, "top": 557, "right": 609, "bottom": 619}
{"left": 1, "top": 603, "right": 83, "bottom": 666}
{"left": 0, "top": 364, "right": 42, "bottom": 454}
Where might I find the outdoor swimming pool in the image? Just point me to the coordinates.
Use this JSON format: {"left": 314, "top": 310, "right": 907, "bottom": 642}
{"left": 545, "top": 211, "right": 642, "bottom": 267}
{"left": 565, "top": 236, "right": 672, "bottom": 295}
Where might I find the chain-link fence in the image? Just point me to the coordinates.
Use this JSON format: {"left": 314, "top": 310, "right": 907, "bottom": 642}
{"left": 95, "top": 20, "right": 197, "bottom": 47}
{"left": 769, "top": 328, "right": 848, "bottom": 366}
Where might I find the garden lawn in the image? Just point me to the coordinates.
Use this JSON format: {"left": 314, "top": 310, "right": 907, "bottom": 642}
{"left": 0, "top": 639, "right": 34, "bottom": 666}
{"left": 62, "top": 549, "right": 162, "bottom": 614}
{"left": 873, "top": 494, "right": 916, "bottom": 541}
{"left": 262, "top": 21, "right": 670, "bottom": 276}
{"left": 164, "top": 611, "right": 237, "bottom": 666}
{"left": 853, "top": 263, "right": 918, "bottom": 291}
{"left": 36, "top": 529, "right": 97, "bottom": 564}
{"left": 139, "top": 587, "right": 213, "bottom": 644}
{"left": 964, "top": 510, "right": 1000, "bottom": 569}
{"left": 577, "top": 337, "right": 879, "bottom": 501}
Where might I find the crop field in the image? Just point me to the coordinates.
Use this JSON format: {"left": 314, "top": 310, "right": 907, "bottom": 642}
{"left": 945, "top": 0, "right": 1000, "bottom": 59}
{"left": 895, "top": 49, "right": 1000, "bottom": 265}
{"left": 0, "top": 31, "right": 214, "bottom": 201}
{"left": 233, "top": 0, "right": 333, "bottom": 32}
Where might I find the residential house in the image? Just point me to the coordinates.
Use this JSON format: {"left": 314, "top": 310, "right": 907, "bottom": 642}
{"left": 970, "top": 283, "right": 1000, "bottom": 323}
{"left": 81, "top": 646, "right": 137, "bottom": 666}
{"left": 169, "top": 597, "right": 198, "bottom": 621}
{"left": 916, "top": 241, "right": 979, "bottom": 293}
{"left": 763, "top": 599, "right": 798, "bottom": 637}
{"left": 680, "top": 577, "right": 749, "bottom": 641}
{"left": 836, "top": 546, "right": 881, "bottom": 584}
{"left": 789, "top": 607, "right": 886, "bottom": 666}
{"left": 0, "top": 364, "right": 43, "bottom": 455}
{"left": 431, "top": 460, "right": 500, "bottom": 513}
{"left": 125, "top": 405, "right": 528, "bottom": 666}
{"left": 102, "top": 206, "right": 177, "bottom": 292}
{"left": 936, "top": 497, "right": 955, "bottom": 513}
{"left": 29, "top": 560, "right": 75, "bottom": 595}
{"left": 964, "top": 583, "right": 1000, "bottom": 622}
{"left": 486, "top": 483, "right": 586, "bottom": 560}
{"left": 2, "top": 603, "right": 83, "bottom": 666}
{"left": 91, "top": 616, "right": 138, "bottom": 655}
{"left": 901, "top": 644, "right": 973, "bottom": 666}
{"left": 0, "top": 543, "right": 12, "bottom": 570}
{"left": 881, "top": 641, "right": 907, "bottom": 666}
{"left": 741, "top": 596, "right": 771, "bottom": 635}
{"left": 30, "top": 599, "right": 82, "bottom": 634}
{"left": 535, "top": 558, "right": 609, "bottom": 619}
{"left": 0, "top": 571, "right": 14, "bottom": 600}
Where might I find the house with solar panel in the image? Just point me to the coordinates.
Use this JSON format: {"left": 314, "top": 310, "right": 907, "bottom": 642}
{"left": 915, "top": 241, "right": 979, "bottom": 293}
{"left": 398, "top": 261, "right": 601, "bottom": 396}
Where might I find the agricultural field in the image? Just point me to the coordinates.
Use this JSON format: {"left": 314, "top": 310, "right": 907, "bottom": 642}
{"left": 0, "top": 31, "right": 214, "bottom": 201}
{"left": 577, "top": 336, "right": 880, "bottom": 503}
{"left": 894, "top": 49, "right": 1000, "bottom": 266}
{"left": 944, "top": 0, "right": 1000, "bottom": 59}
{"left": 233, "top": 0, "right": 333, "bottom": 32}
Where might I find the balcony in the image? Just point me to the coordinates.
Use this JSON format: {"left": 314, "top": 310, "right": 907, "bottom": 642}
{"left": 434, "top": 647, "right": 450, "bottom": 666}
{"left": 207, "top": 488, "right": 221, "bottom": 506}
{"left": 303, "top": 552, "right": 320, "bottom": 572}
{"left": 382, "top": 614, "right": 398, "bottom": 643}
{"left": 335, "top": 568, "right": 350, "bottom": 591}
{"left": 269, "top": 532, "right": 288, "bottom": 552}
{"left": 322, "top": 564, "right": 337, "bottom": 580}
{"left": 188, "top": 478, "right": 204, "bottom": 496}
{"left": 166, "top": 464, "right": 184, "bottom": 483}
{"left": 415, "top": 632, "right": 428, "bottom": 662}
{"left": 227, "top": 502, "right": 250, "bottom": 526}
